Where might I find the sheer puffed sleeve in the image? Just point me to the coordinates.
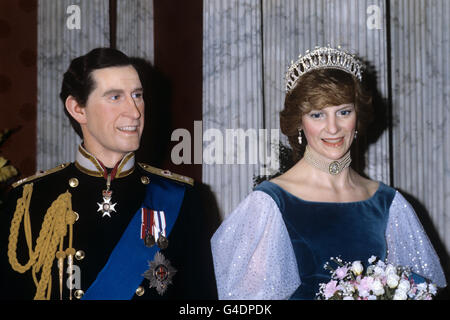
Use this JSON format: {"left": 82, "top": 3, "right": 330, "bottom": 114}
{"left": 210, "top": 190, "right": 300, "bottom": 300}
{"left": 386, "top": 191, "right": 447, "bottom": 288}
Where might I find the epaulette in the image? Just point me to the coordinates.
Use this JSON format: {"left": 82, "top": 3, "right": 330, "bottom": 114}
{"left": 138, "top": 163, "right": 194, "bottom": 186}
{"left": 12, "top": 163, "right": 71, "bottom": 189}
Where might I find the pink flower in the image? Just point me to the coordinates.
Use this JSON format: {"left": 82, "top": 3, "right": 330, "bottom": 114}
{"left": 335, "top": 267, "right": 349, "bottom": 280}
{"left": 324, "top": 280, "right": 340, "bottom": 299}
{"left": 410, "top": 286, "right": 417, "bottom": 295}
{"left": 357, "top": 276, "right": 374, "bottom": 297}
{"left": 359, "top": 276, "right": 374, "bottom": 290}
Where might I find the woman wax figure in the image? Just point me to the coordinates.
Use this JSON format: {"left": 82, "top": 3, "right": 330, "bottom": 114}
{"left": 210, "top": 46, "right": 447, "bottom": 300}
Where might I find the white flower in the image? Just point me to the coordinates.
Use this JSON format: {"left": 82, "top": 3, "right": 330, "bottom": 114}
{"left": 393, "top": 289, "right": 408, "bottom": 300}
{"left": 398, "top": 279, "right": 411, "bottom": 293}
{"left": 385, "top": 264, "right": 396, "bottom": 275}
{"left": 351, "top": 261, "right": 364, "bottom": 276}
{"left": 386, "top": 273, "right": 400, "bottom": 289}
{"left": 371, "top": 279, "right": 385, "bottom": 296}
{"left": 343, "top": 296, "right": 354, "bottom": 300}
{"left": 373, "top": 266, "right": 385, "bottom": 277}
{"left": 358, "top": 289, "right": 370, "bottom": 298}
{"left": 368, "top": 295, "right": 377, "bottom": 300}
{"left": 416, "top": 282, "right": 427, "bottom": 291}
{"left": 368, "top": 256, "right": 377, "bottom": 264}
{"left": 340, "top": 282, "right": 355, "bottom": 295}
{"left": 428, "top": 283, "right": 437, "bottom": 295}
{"left": 366, "top": 265, "right": 375, "bottom": 275}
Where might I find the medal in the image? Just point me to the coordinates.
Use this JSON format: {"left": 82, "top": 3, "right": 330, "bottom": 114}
{"left": 97, "top": 174, "right": 118, "bottom": 218}
{"left": 144, "top": 233, "right": 155, "bottom": 247}
{"left": 76, "top": 145, "right": 137, "bottom": 219}
{"left": 154, "top": 210, "right": 168, "bottom": 249}
{"left": 142, "top": 252, "right": 177, "bottom": 295}
{"left": 141, "top": 208, "right": 156, "bottom": 247}
{"left": 157, "top": 234, "right": 169, "bottom": 250}
{"left": 97, "top": 188, "right": 117, "bottom": 217}
{"left": 141, "top": 209, "right": 169, "bottom": 249}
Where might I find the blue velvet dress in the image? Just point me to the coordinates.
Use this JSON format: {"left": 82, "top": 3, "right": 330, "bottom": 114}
{"left": 254, "top": 180, "right": 396, "bottom": 300}
{"left": 211, "top": 180, "right": 446, "bottom": 300}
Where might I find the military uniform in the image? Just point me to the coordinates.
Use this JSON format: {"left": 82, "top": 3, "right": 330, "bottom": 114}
{"left": 0, "top": 145, "right": 217, "bottom": 300}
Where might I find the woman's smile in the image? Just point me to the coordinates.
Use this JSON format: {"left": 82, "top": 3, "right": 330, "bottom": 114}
{"left": 321, "top": 137, "right": 345, "bottom": 147}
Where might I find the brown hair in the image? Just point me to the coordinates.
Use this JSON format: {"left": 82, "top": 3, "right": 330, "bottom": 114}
{"left": 60, "top": 48, "right": 136, "bottom": 138}
{"left": 280, "top": 69, "right": 373, "bottom": 161}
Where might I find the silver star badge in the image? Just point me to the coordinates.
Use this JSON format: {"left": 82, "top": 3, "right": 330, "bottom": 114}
{"left": 97, "top": 197, "right": 117, "bottom": 217}
{"left": 142, "top": 252, "right": 177, "bottom": 295}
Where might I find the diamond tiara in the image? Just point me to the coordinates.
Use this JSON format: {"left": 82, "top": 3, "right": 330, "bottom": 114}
{"left": 285, "top": 46, "right": 364, "bottom": 92}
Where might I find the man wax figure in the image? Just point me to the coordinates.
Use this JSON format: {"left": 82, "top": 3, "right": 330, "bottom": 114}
{"left": 0, "top": 48, "right": 217, "bottom": 300}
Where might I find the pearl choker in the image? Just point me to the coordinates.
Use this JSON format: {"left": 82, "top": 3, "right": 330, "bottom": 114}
{"left": 303, "top": 145, "right": 351, "bottom": 175}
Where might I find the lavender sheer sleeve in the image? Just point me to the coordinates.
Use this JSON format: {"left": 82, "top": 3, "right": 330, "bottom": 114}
{"left": 210, "top": 191, "right": 300, "bottom": 300}
{"left": 386, "top": 191, "right": 447, "bottom": 288}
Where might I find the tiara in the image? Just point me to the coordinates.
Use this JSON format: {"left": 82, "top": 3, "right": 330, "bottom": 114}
{"left": 285, "top": 46, "right": 364, "bottom": 92}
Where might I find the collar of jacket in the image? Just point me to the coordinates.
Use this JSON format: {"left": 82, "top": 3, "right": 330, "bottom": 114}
{"left": 74, "top": 144, "right": 135, "bottom": 178}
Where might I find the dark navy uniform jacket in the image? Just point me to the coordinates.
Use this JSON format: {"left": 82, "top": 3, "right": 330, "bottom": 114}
{"left": 0, "top": 146, "right": 217, "bottom": 300}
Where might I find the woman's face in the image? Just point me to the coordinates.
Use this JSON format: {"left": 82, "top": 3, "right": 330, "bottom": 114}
{"left": 301, "top": 103, "right": 357, "bottom": 160}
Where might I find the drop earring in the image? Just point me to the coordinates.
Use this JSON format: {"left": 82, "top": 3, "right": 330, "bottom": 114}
{"left": 354, "top": 130, "right": 358, "bottom": 140}
{"left": 298, "top": 128, "right": 302, "bottom": 145}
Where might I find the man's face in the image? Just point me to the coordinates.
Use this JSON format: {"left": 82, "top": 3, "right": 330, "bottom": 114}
{"left": 81, "top": 65, "right": 144, "bottom": 165}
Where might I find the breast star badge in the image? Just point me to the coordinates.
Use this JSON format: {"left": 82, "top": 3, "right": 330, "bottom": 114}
{"left": 142, "top": 252, "right": 177, "bottom": 295}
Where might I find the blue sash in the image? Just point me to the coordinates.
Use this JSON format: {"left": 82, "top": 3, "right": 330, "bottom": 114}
{"left": 82, "top": 178, "right": 186, "bottom": 300}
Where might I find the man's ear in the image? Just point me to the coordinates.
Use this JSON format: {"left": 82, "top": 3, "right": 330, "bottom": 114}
{"left": 65, "top": 96, "right": 87, "bottom": 125}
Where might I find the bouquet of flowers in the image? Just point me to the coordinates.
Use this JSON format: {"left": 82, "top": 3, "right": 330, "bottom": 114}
{"left": 317, "top": 256, "right": 437, "bottom": 300}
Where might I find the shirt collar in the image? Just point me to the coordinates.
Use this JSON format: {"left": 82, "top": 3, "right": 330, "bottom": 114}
{"left": 75, "top": 144, "right": 135, "bottom": 178}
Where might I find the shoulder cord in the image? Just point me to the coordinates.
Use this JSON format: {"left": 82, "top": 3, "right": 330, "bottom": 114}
{"left": 7, "top": 183, "right": 76, "bottom": 300}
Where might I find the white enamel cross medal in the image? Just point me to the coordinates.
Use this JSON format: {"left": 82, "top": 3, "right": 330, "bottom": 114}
{"left": 97, "top": 190, "right": 117, "bottom": 217}
{"left": 97, "top": 174, "right": 117, "bottom": 217}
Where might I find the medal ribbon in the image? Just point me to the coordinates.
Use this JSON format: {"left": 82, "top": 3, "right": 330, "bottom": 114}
{"left": 154, "top": 210, "right": 166, "bottom": 241}
{"left": 82, "top": 177, "right": 186, "bottom": 300}
{"left": 150, "top": 210, "right": 154, "bottom": 238}
{"left": 97, "top": 159, "right": 120, "bottom": 181}
{"left": 140, "top": 208, "right": 154, "bottom": 239}
{"left": 140, "top": 209, "right": 164, "bottom": 241}
{"left": 97, "top": 160, "right": 121, "bottom": 217}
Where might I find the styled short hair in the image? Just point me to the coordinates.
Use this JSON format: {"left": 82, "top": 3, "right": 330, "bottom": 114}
{"left": 60, "top": 47, "right": 135, "bottom": 137}
{"left": 280, "top": 69, "right": 373, "bottom": 161}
